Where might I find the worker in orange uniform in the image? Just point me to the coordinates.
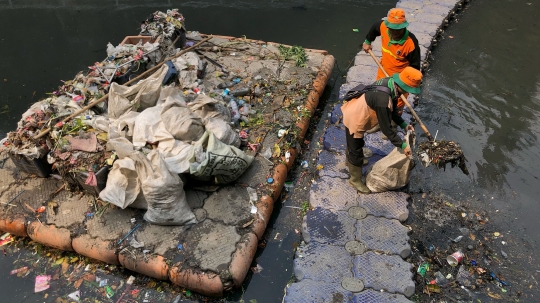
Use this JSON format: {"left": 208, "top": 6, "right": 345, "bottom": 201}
{"left": 362, "top": 8, "right": 421, "bottom": 137}
{"left": 341, "top": 67, "right": 422, "bottom": 194}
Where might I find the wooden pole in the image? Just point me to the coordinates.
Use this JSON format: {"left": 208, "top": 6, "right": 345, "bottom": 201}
{"left": 33, "top": 35, "right": 213, "bottom": 140}
{"left": 367, "top": 49, "right": 434, "bottom": 141}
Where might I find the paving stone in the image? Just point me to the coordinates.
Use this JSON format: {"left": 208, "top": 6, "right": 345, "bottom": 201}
{"left": 317, "top": 150, "right": 349, "bottom": 179}
{"left": 185, "top": 220, "right": 241, "bottom": 272}
{"left": 302, "top": 207, "right": 356, "bottom": 245}
{"left": 415, "top": 32, "right": 435, "bottom": 49}
{"left": 353, "top": 53, "right": 378, "bottom": 68}
{"left": 323, "top": 125, "right": 346, "bottom": 152}
{"left": 358, "top": 191, "right": 410, "bottom": 222}
{"left": 357, "top": 216, "right": 411, "bottom": 258}
{"left": 353, "top": 252, "right": 415, "bottom": 297}
{"left": 345, "top": 240, "right": 366, "bottom": 255}
{"left": 330, "top": 104, "right": 343, "bottom": 124}
{"left": 236, "top": 156, "right": 273, "bottom": 188}
{"left": 341, "top": 277, "right": 364, "bottom": 292}
{"left": 203, "top": 186, "right": 252, "bottom": 225}
{"left": 46, "top": 190, "right": 89, "bottom": 229}
{"left": 408, "top": 22, "right": 441, "bottom": 36}
{"left": 346, "top": 65, "right": 377, "bottom": 85}
{"left": 408, "top": 12, "right": 449, "bottom": 25}
{"left": 135, "top": 224, "right": 188, "bottom": 255}
{"left": 294, "top": 242, "right": 353, "bottom": 283}
{"left": 185, "top": 189, "right": 209, "bottom": 209}
{"left": 310, "top": 176, "right": 358, "bottom": 211}
{"left": 363, "top": 132, "right": 400, "bottom": 156}
{"left": 352, "top": 289, "right": 414, "bottom": 303}
{"left": 283, "top": 279, "right": 352, "bottom": 303}
{"left": 86, "top": 207, "right": 138, "bottom": 241}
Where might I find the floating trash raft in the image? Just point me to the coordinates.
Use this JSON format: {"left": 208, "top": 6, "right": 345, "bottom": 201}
{"left": 0, "top": 9, "right": 334, "bottom": 297}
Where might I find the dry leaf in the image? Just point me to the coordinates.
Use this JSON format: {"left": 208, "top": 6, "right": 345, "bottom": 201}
{"left": 74, "top": 278, "right": 83, "bottom": 289}
{"left": 70, "top": 257, "right": 79, "bottom": 263}
{"left": 469, "top": 233, "right": 476, "bottom": 240}
{"left": 62, "top": 260, "right": 70, "bottom": 275}
{"left": 488, "top": 292, "right": 502, "bottom": 299}
{"left": 54, "top": 258, "right": 64, "bottom": 266}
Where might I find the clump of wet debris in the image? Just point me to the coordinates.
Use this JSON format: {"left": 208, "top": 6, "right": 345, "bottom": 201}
{"left": 418, "top": 140, "right": 469, "bottom": 175}
{"left": 406, "top": 193, "right": 536, "bottom": 302}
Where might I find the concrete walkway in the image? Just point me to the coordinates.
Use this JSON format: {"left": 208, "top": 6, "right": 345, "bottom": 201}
{"left": 283, "top": 0, "right": 467, "bottom": 302}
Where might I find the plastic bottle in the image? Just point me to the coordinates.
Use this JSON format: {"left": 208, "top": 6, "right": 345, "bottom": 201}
{"left": 229, "top": 100, "right": 240, "bottom": 124}
{"left": 218, "top": 81, "right": 236, "bottom": 89}
{"left": 230, "top": 87, "right": 251, "bottom": 97}
{"left": 222, "top": 88, "right": 230, "bottom": 96}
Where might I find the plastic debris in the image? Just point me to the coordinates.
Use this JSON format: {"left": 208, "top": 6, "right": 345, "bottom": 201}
{"left": 434, "top": 271, "right": 449, "bottom": 287}
{"left": 417, "top": 263, "right": 430, "bottom": 277}
{"left": 68, "top": 290, "right": 81, "bottom": 302}
{"left": 284, "top": 181, "right": 294, "bottom": 192}
{"left": 177, "top": 243, "right": 184, "bottom": 250}
{"left": 0, "top": 233, "right": 14, "bottom": 246}
{"left": 301, "top": 160, "right": 308, "bottom": 168}
{"left": 34, "top": 275, "right": 51, "bottom": 293}
{"left": 10, "top": 266, "right": 28, "bottom": 275}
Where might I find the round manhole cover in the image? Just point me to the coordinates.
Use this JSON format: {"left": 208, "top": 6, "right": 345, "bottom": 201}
{"left": 194, "top": 208, "right": 207, "bottom": 222}
{"left": 345, "top": 240, "right": 366, "bottom": 255}
{"left": 348, "top": 206, "right": 367, "bottom": 219}
{"left": 341, "top": 277, "right": 364, "bottom": 292}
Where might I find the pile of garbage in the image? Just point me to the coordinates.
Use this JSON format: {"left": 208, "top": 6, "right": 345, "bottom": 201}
{"left": 418, "top": 140, "right": 468, "bottom": 175}
{"left": 1, "top": 9, "right": 319, "bottom": 226}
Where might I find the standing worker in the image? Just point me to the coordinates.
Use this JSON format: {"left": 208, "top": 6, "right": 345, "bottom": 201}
{"left": 362, "top": 7, "right": 421, "bottom": 129}
{"left": 341, "top": 67, "right": 422, "bottom": 194}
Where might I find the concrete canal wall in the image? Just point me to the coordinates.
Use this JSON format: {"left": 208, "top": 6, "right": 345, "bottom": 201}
{"left": 283, "top": 0, "right": 469, "bottom": 302}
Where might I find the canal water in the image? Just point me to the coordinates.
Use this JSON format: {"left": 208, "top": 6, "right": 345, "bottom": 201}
{"left": 413, "top": 0, "right": 540, "bottom": 288}
{"left": 2, "top": 0, "right": 539, "bottom": 302}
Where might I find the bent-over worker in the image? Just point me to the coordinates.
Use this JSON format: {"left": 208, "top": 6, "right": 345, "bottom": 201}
{"left": 341, "top": 67, "right": 422, "bottom": 194}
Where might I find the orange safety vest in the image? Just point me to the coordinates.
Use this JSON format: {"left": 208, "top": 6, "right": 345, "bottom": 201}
{"left": 341, "top": 93, "right": 393, "bottom": 139}
{"left": 377, "top": 22, "right": 416, "bottom": 110}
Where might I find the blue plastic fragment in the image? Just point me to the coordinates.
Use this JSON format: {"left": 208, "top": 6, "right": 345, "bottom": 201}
{"left": 267, "top": 178, "right": 274, "bottom": 184}
{"left": 471, "top": 260, "right": 477, "bottom": 266}
{"left": 177, "top": 244, "right": 183, "bottom": 250}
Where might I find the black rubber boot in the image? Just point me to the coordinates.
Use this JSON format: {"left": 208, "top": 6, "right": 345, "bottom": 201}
{"left": 347, "top": 162, "right": 371, "bottom": 194}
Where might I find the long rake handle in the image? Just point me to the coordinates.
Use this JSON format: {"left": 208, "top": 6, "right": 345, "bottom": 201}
{"left": 368, "top": 50, "right": 433, "bottom": 141}
{"left": 33, "top": 35, "right": 213, "bottom": 140}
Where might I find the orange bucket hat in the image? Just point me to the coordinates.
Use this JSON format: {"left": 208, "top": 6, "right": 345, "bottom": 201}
{"left": 393, "top": 67, "right": 422, "bottom": 94}
{"left": 384, "top": 8, "right": 409, "bottom": 30}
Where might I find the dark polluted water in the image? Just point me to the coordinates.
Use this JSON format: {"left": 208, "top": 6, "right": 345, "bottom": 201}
{"left": 0, "top": 1, "right": 394, "bottom": 302}
{"left": 409, "top": 0, "right": 540, "bottom": 300}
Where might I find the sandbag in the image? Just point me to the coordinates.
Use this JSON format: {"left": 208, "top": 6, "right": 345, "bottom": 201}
{"left": 161, "top": 98, "right": 205, "bottom": 142}
{"left": 204, "top": 117, "right": 241, "bottom": 148}
{"left": 132, "top": 106, "right": 172, "bottom": 147}
{"left": 188, "top": 95, "right": 231, "bottom": 122}
{"left": 366, "top": 131, "right": 415, "bottom": 193}
{"left": 138, "top": 150, "right": 197, "bottom": 226}
{"left": 108, "top": 65, "right": 169, "bottom": 119}
{"left": 190, "top": 131, "right": 253, "bottom": 184}
{"left": 99, "top": 157, "right": 140, "bottom": 209}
